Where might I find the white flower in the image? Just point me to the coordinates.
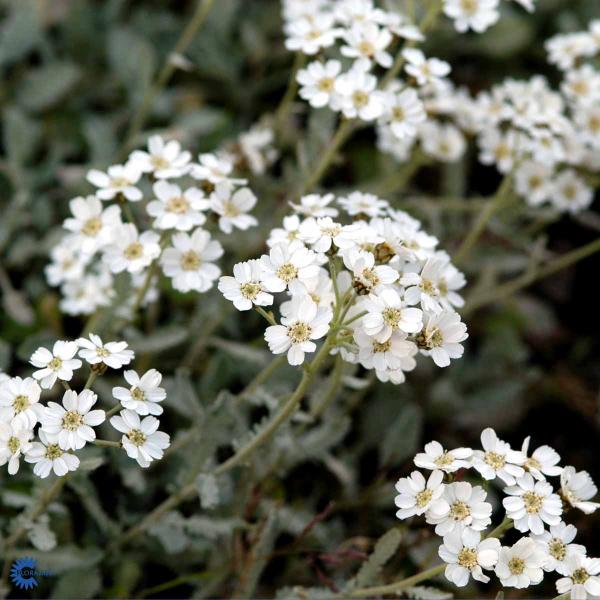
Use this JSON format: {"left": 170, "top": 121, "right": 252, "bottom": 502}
{"left": 514, "top": 161, "right": 553, "bottom": 207}
{"left": 45, "top": 239, "right": 87, "bottom": 286}
{"left": 128, "top": 135, "right": 191, "bottom": 179}
{"left": 439, "top": 527, "right": 501, "bottom": 586}
{"left": 297, "top": 59, "right": 342, "bottom": 108}
{"left": 260, "top": 241, "right": 320, "bottom": 292}
{"left": 281, "top": 270, "right": 335, "bottom": 312}
{"left": 113, "top": 369, "right": 166, "bottom": 416}
{"left": 146, "top": 181, "right": 209, "bottom": 231}
{"left": 495, "top": 537, "right": 545, "bottom": 588}
{"left": 471, "top": 427, "right": 525, "bottom": 485}
{"left": 77, "top": 334, "right": 134, "bottom": 369}
{"left": 556, "top": 555, "right": 600, "bottom": 600}
{"left": 551, "top": 170, "right": 593, "bottom": 214}
{"left": 0, "top": 376, "right": 42, "bottom": 430}
{"left": 0, "top": 422, "right": 32, "bottom": 475}
{"left": 382, "top": 88, "right": 427, "bottom": 141}
{"left": 427, "top": 481, "right": 492, "bottom": 535}
{"left": 209, "top": 183, "right": 258, "bottom": 234}
{"left": 102, "top": 224, "right": 161, "bottom": 274}
{"left": 532, "top": 522, "right": 586, "bottom": 575}
{"left": 394, "top": 469, "right": 448, "bottom": 519}
{"left": 403, "top": 48, "right": 450, "bottom": 87}
{"left": 238, "top": 124, "right": 278, "bottom": 175}
{"left": 268, "top": 214, "right": 302, "bottom": 247}
{"left": 341, "top": 21, "right": 393, "bottom": 68}
{"left": 30, "top": 341, "right": 83, "bottom": 390}
{"left": 337, "top": 192, "right": 389, "bottom": 218}
{"left": 560, "top": 466, "right": 600, "bottom": 514}
{"left": 361, "top": 288, "right": 423, "bottom": 341}
{"left": 297, "top": 217, "right": 349, "bottom": 253}
{"left": 87, "top": 162, "right": 142, "bottom": 201}
{"left": 41, "top": 389, "right": 105, "bottom": 451}
{"left": 503, "top": 473, "right": 563, "bottom": 535}
{"left": 334, "top": 64, "right": 385, "bottom": 121}
{"left": 110, "top": 409, "right": 170, "bottom": 468}
{"left": 285, "top": 13, "right": 340, "bottom": 55}
{"left": 160, "top": 229, "right": 223, "bottom": 293}
{"left": 354, "top": 329, "right": 417, "bottom": 372}
{"left": 290, "top": 193, "right": 338, "bottom": 218}
{"left": 189, "top": 153, "right": 246, "bottom": 186}
{"left": 25, "top": 430, "right": 80, "bottom": 479}
{"left": 218, "top": 260, "right": 274, "bottom": 311}
{"left": 521, "top": 436, "right": 562, "bottom": 480}
{"left": 416, "top": 311, "right": 468, "bottom": 368}
{"left": 414, "top": 440, "right": 473, "bottom": 473}
{"left": 443, "top": 0, "right": 500, "bottom": 33}
{"left": 478, "top": 128, "right": 517, "bottom": 173}
{"left": 420, "top": 122, "right": 466, "bottom": 162}
{"left": 264, "top": 296, "right": 332, "bottom": 365}
{"left": 562, "top": 65, "right": 600, "bottom": 107}
{"left": 63, "top": 196, "right": 122, "bottom": 254}
{"left": 343, "top": 249, "right": 398, "bottom": 295}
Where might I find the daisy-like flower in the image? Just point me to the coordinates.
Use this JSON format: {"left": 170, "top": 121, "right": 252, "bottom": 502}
{"left": 25, "top": 429, "right": 80, "bottom": 479}
{"left": 514, "top": 161, "right": 553, "bottom": 207}
{"left": 237, "top": 124, "right": 278, "bottom": 175}
{"left": 414, "top": 440, "right": 473, "bottom": 473}
{"left": 297, "top": 59, "right": 342, "bottom": 108}
{"left": 41, "top": 389, "right": 105, "bottom": 451}
{"left": 146, "top": 181, "right": 209, "bottom": 231}
{"left": 382, "top": 88, "right": 427, "bottom": 141}
{"left": 420, "top": 122, "right": 466, "bottom": 162}
{"left": 260, "top": 241, "right": 320, "bottom": 293}
{"left": 282, "top": 270, "right": 335, "bottom": 312}
{"left": 556, "top": 555, "right": 600, "bottom": 600}
{"left": 160, "top": 229, "right": 224, "bottom": 293}
{"left": 128, "top": 135, "right": 191, "bottom": 179}
{"left": 495, "top": 537, "right": 546, "bottom": 589}
{"left": 341, "top": 21, "right": 393, "bottom": 68}
{"left": 86, "top": 162, "right": 142, "bottom": 201}
{"left": 551, "top": 170, "right": 594, "bottom": 214}
{"left": 0, "top": 376, "right": 42, "bottom": 430}
{"left": 0, "top": 422, "right": 32, "bottom": 475}
{"left": 45, "top": 239, "right": 87, "bottom": 286}
{"left": 471, "top": 428, "right": 525, "bottom": 485}
{"left": 402, "top": 257, "right": 448, "bottom": 313}
{"left": 503, "top": 473, "right": 563, "bottom": 535}
{"left": 285, "top": 13, "right": 340, "bottom": 55}
{"left": 443, "top": 0, "right": 500, "bottom": 34}
{"left": 427, "top": 482, "right": 492, "bottom": 535}
{"left": 361, "top": 287, "right": 423, "bottom": 342}
{"left": 521, "top": 436, "right": 562, "bottom": 480}
{"left": 290, "top": 193, "right": 338, "bottom": 218}
{"left": 337, "top": 192, "right": 389, "bottom": 218}
{"left": 394, "top": 469, "right": 448, "bottom": 519}
{"left": 268, "top": 214, "right": 302, "bottom": 247}
{"left": 264, "top": 296, "right": 332, "bottom": 365}
{"left": 532, "top": 522, "right": 586, "bottom": 575}
{"left": 110, "top": 409, "right": 170, "bottom": 468}
{"left": 334, "top": 63, "right": 385, "bottom": 121}
{"left": 102, "top": 224, "right": 161, "bottom": 274}
{"left": 113, "top": 369, "right": 166, "bottom": 416}
{"left": 560, "top": 466, "right": 600, "bottom": 514}
{"left": 218, "top": 260, "right": 274, "bottom": 311}
{"left": 403, "top": 49, "right": 450, "bottom": 87}
{"left": 63, "top": 196, "right": 122, "bottom": 255}
{"left": 30, "top": 341, "right": 83, "bottom": 390}
{"left": 297, "top": 217, "right": 350, "bottom": 253}
{"left": 354, "top": 329, "right": 417, "bottom": 372}
{"left": 343, "top": 249, "right": 398, "bottom": 295}
{"left": 439, "top": 527, "right": 501, "bottom": 587}
{"left": 415, "top": 311, "right": 468, "bottom": 368}
{"left": 209, "top": 183, "right": 258, "bottom": 234}
{"left": 189, "top": 153, "right": 246, "bottom": 186}
{"left": 77, "top": 334, "right": 134, "bottom": 370}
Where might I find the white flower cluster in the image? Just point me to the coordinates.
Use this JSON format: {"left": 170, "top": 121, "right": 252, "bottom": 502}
{"left": 46, "top": 135, "right": 260, "bottom": 316}
{"left": 396, "top": 428, "right": 600, "bottom": 598}
{"left": 0, "top": 334, "right": 170, "bottom": 477}
{"left": 218, "top": 191, "right": 468, "bottom": 382}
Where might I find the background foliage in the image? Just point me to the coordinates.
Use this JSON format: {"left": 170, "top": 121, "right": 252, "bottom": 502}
{"left": 0, "top": 0, "right": 599, "bottom": 597}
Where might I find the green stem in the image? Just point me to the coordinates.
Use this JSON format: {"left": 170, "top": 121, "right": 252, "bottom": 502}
{"left": 93, "top": 439, "right": 121, "bottom": 448}
{"left": 84, "top": 370, "right": 98, "bottom": 390}
{"left": 453, "top": 173, "right": 514, "bottom": 266}
{"left": 255, "top": 306, "right": 277, "bottom": 326}
{"left": 238, "top": 355, "right": 287, "bottom": 401}
{"left": 105, "top": 404, "right": 122, "bottom": 419}
{"left": 275, "top": 52, "right": 306, "bottom": 132}
{"left": 464, "top": 237, "right": 600, "bottom": 315}
{"left": 120, "top": 0, "right": 216, "bottom": 157}
{"left": 310, "top": 355, "right": 344, "bottom": 418}
{"left": 370, "top": 152, "right": 429, "bottom": 196}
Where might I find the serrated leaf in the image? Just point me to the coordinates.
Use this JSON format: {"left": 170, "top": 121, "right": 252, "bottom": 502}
{"left": 17, "top": 62, "right": 81, "bottom": 112}
{"left": 148, "top": 511, "right": 188, "bottom": 554}
{"left": 27, "top": 516, "right": 57, "bottom": 551}
{"left": 196, "top": 473, "right": 220, "bottom": 509}
{"left": 127, "top": 325, "right": 189, "bottom": 354}
{"left": 3, "top": 107, "right": 41, "bottom": 166}
{"left": 352, "top": 528, "right": 403, "bottom": 589}
{"left": 380, "top": 401, "right": 423, "bottom": 465}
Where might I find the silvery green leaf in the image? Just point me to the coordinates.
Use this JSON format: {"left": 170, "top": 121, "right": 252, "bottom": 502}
{"left": 148, "top": 511, "right": 189, "bottom": 554}
{"left": 27, "top": 515, "right": 57, "bottom": 551}
{"left": 51, "top": 568, "right": 102, "bottom": 600}
{"left": 17, "top": 62, "right": 81, "bottom": 112}
{"left": 380, "top": 401, "right": 423, "bottom": 465}
{"left": 351, "top": 528, "right": 402, "bottom": 589}
{"left": 196, "top": 473, "right": 219, "bottom": 509}
{"left": 0, "top": 0, "right": 42, "bottom": 65}
{"left": 404, "top": 586, "right": 453, "bottom": 599}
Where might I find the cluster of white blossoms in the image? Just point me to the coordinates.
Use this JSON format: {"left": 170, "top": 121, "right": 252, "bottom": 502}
{"left": 219, "top": 191, "right": 468, "bottom": 382}
{"left": 396, "top": 428, "right": 600, "bottom": 598}
{"left": 46, "top": 135, "right": 260, "bottom": 316}
{"left": 0, "top": 335, "right": 170, "bottom": 477}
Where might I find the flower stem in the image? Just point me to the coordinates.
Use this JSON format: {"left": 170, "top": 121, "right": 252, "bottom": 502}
{"left": 84, "top": 370, "right": 98, "bottom": 390}
{"left": 275, "top": 52, "right": 306, "bottom": 133}
{"left": 238, "top": 354, "right": 287, "bottom": 401}
{"left": 369, "top": 151, "right": 429, "bottom": 196}
{"left": 255, "top": 306, "right": 277, "bottom": 326}
{"left": 120, "top": 0, "right": 216, "bottom": 157}
{"left": 453, "top": 173, "right": 514, "bottom": 266}
{"left": 93, "top": 439, "right": 121, "bottom": 448}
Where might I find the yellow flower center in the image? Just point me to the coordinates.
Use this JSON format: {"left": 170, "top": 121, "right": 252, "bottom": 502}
{"left": 45, "top": 444, "right": 63, "bottom": 459}
{"left": 151, "top": 155, "right": 169, "bottom": 170}
{"left": 167, "top": 196, "right": 190, "bottom": 214}
{"left": 572, "top": 568, "right": 590, "bottom": 585}
{"left": 287, "top": 322, "right": 312, "bottom": 343}
{"left": 240, "top": 282, "right": 262, "bottom": 300}
{"left": 317, "top": 77, "right": 334, "bottom": 93}
{"left": 124, "top": 241, "right": 144, "bottom": 260}
{"left": 131, "top": 387, "right": 145, "bottom": 401}
{"left": 484, "top": 451, "right": 506, "bottom": 471}
{"left": 358, "top": 40, "right": 375, "bottom": 56}
{"left": 372, "top": 340, "right": 391, "bottom": 353}
{"left": 82, "top": 217, "right": 102, "bottom": 236}
{"left": 13, "top": 395, "right": 30, "bottom": 413}
{"left": 352, "top": 91, "right": 369, "bottom": 108}
{"left": 180, "top": 250, "right": 201, "bottom": 271}
{"left": 382, "top": 307, "right": 402, "bottom": 329}
{"left": 508, "top": 557, "right": 526, "bottom": 575}
{"left": 7, "top": 436, "right": 20, "bottom": 454}
{"left": 62, "top": 411, "right": 83, "bottom": 431}
{"left": 276, "top": 263, "right": 298, "bottom": 283}
{"left": 222, "top": 201, "right": 241, "bottom": 217}
{"left": 434, "top": 452, "right": 455, "bottom": 467}
{"left": 450, "top": 500, "right": 471, "bottom": 521}
{"left": 522, "top": 491, "right": 544, "bottom": 514}
{"left": 127, "top": 429, "right": 147, "bottom": 447}
{"left": 458, "top": 548, "right": 478, "bottom": 569}
{"left": 49, "top": 357, "right": 63, "bottom": 371}
{"left": 548, "top": 539, "right": 566, "bottom": 561}
{"left": 415, "top": 489, "right": 433, "bottom": 508}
